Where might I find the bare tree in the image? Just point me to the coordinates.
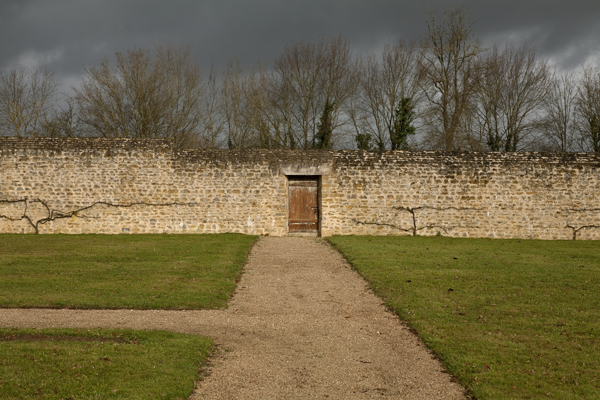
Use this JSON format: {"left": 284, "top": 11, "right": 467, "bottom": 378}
{"left": 220, "top": 59, "right": 253, "bottom": 149}
{"left": 194, "top": 66, "right": 225, "bottom": 148}
{"left": 473, "top": 44, "right": 552, "bottom": 151}
{"left": 352, "top": 40, "right": 422, "bottom": 150}
{"left": 270, "top": 36, "right": 358, "bottom": 149}
{"left": 264, "top": 66, "right": 300, "bottom": 149}
{"left": 0, "top": 68, "right": 58, "bottom": 137}
{"left": 418, "top": 8, "right": 483, "bottom": 151}
{"left": 75, "top": 45, "right": 205, "bottom": 148}
{"left": 574, "top": 65, "right": 600, "bottom": 153}
{"left": 39, "top": 97, "right": 86, "bottom": 138}
{"left": 247, "top": 68, "right": 280, "bottom": 149}
{"left": 540, "top": 72, "right": 577, "bottom": 152}
{"left": 218, "top": 60, "right": 275, "bottom": 149}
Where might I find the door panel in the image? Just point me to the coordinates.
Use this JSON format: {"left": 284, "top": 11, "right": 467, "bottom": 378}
{"left": 288, "top": 177, "right": 319, "bottom": 233}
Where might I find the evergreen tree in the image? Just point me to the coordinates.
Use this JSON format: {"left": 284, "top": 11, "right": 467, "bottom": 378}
{"left": 314, "top": 101, "right": 334, "bottom": 149}
{"left": 590, "top": 114, "right": 600, "bottom": 153}
{"left": 355, "top": 133, "right": 372, "bottom": 150}
{"left": 390, "top": 97, "right": 416, "bottom": 150}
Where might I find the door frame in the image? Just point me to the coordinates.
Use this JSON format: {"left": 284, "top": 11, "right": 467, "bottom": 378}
{"left": 280, "top": 162, "right": 329, "bottom": 237}
{"left": 286, "top": 175, "right": 321, "bottom": 237}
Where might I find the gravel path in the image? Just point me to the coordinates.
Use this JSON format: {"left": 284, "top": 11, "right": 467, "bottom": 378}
{"left": 0, "top": 237, "right": 466, "bottom": 399}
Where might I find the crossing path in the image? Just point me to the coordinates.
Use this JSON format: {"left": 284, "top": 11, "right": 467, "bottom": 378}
{"left": 0, "top": 237, "right": 466, "bottom": 399}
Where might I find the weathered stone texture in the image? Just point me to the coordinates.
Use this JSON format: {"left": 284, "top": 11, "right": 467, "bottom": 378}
{"left": 1, "top": 138, "right": 599, "bottom": 239}
{"left": 322, "top": 151, "right": 600, "bottom": 240}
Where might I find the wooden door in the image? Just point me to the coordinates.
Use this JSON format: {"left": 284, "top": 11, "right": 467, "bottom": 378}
{"left": 288, "top": 176, "right": 319, "bottom": 233}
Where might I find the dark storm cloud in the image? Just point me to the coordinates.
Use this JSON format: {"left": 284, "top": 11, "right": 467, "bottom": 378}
{"left": 1, "top": 0, "right": 599, "bottom": 89}
{"left": 469, "top": 0, "right": 600, "bottom": 69}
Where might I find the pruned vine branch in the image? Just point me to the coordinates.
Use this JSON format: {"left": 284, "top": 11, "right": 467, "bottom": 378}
{"left": 351, "top": 219, "right": 413, "bottom": 234}
{"left": 564, "top": 208, "right": 600, "bottom": 240}
{"left": 393, "top": 205, "right": 480, "bottom": 236}
{"left": 0, "top": 198, "right": 37, "bottom": 231}
{"left": 354, "top": 205, "right": 481, "bottom": 236}
{"left": 566, "top": 224, "right": 600, "bottom": 240}
{"left": 0, "top": 198, "right": 198, "bottom": 234}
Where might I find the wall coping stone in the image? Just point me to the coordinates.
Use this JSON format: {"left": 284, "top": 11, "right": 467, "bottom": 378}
{"left": 1, "top": 138, "right": 599, "bottom": 167}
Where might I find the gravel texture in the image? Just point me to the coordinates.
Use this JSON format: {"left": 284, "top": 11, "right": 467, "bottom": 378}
{"left": 0, "top": 237, "right": 466, "bottom": 399}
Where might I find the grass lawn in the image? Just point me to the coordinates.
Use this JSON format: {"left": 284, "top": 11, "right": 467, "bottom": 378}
{"left": 0, "top": 234, "right": 257, "bottom": 309}
{"left": 0, "top": 327, "right": 212, "bottom": 399}
{"left": 327, "top": 235, "right": 600, "bottom": 400}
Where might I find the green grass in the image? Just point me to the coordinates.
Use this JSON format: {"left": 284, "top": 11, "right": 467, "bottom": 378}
{"left": 0, "top": 234, "right": 257, "bottom": 309}
{"left": 0, "top": 327, "right": 212, "bottom": 399}
{"left": 327, "top": 235, "right": 600, "bottom": 400}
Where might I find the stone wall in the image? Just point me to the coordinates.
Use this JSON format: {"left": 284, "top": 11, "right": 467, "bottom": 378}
{"left": 1, "top": 138, "right": 599, "bottom": 239}
{"left": 322, "top": 151, "right": 600, "bottom": 240}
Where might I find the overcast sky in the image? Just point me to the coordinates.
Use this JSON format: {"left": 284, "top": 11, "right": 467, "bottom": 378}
{"left": 1, "top": 0, "right": 599, "bottom": 93}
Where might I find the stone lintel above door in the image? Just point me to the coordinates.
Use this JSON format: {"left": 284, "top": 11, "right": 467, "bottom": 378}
{"left": 280, "top": 163, "right": 330, "bottom": 176}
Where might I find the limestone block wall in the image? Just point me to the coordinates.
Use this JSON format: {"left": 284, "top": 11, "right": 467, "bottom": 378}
{"left": 1, "top": 138, "right": 599, "bottom": 239}
{"left": 322, "top": 152, "right": 600, "bottom": 240}
{"left": 0, "top": 139, "right": 291, "bottom": 235}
